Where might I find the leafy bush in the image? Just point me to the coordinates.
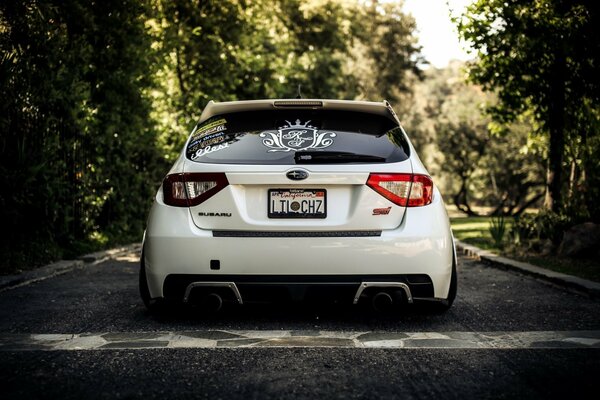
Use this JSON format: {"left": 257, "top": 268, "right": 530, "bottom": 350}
{"left": 0, "top": 0, "right": 164, "bottom": 273}
{"left": 511, "top": 210, "right": 573, "bottom": 250}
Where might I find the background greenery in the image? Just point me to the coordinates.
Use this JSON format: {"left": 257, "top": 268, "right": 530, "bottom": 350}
{"left": 0, "top": 0, "right": 598, "bottom": 274}
{"left": 451, "top": 216, "right": 600, "bottom": 282}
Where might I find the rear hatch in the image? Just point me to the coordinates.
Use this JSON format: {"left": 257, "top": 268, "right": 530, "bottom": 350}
{"left": 179, "top": 108, "right": 414, "bottom": 232}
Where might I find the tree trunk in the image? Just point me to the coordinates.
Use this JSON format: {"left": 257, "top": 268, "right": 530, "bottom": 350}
{"left": 544, "top": 47, "right": 566, "bottom": 213}
{"left": 514, "top": 193, "right": 544, "bottom": 217}
{"left": 453, "top": 179, "right": 479, "bottom": 216}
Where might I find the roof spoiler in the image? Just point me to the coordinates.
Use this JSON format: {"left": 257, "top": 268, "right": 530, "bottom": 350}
{"left": 384, "top": 100, "right": 401, "bottom": 124}
{"left": 198, "top": 99, "right": 396, "bottom": 123}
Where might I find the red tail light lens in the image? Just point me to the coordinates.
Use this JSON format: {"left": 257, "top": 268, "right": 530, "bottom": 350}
{"left": 367, "top": 173, "right": 433, "bottom": 207}
{"left": 409, "top": 174, "right": 434, "bottom": 207}
{"left": 163, "top": 173, "right": 229, "bottom": 207}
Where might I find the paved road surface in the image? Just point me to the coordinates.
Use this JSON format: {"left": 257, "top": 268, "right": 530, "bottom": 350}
{"left": 1, "top": 250, "right": 598, "bottom": 399}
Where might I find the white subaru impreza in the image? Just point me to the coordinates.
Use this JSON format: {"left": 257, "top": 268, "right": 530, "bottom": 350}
{"left": 140, "top": 99, "right": 457, "bottom": 312}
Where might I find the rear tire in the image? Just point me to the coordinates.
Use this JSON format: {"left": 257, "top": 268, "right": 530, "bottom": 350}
{"left": 139, "top": 251, "right": 165, "bottom": 313}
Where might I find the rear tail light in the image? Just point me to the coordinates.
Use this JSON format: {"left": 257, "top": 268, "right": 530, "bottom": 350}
{"left": 163, "top": 173, "right": 229, "bottom": 207}
{"left": 367, "top": 173, "right": 433, "bottom": 207}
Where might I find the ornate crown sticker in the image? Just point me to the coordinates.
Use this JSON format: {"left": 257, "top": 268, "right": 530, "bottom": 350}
{"left": 260, "top": 119, "right": 336, "bottom": 152}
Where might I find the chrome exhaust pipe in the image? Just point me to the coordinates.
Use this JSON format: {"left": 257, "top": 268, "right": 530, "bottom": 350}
{"left": 183, "top": 282, "right": 244, "bottom": 305}
{"left": 372, "top": 291, "right": 393, "bottom": 312}
{"left": 353, "top": 282, "right": 413, "bottom": 305}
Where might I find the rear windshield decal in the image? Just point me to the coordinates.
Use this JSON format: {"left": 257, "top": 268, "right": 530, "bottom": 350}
{"left": 189, "top": 132, "right": 244, "bottom": 161}
{"left": 193, "top": 118, "right": 227, "bottom": 138}
{"left": 190, "top": 140, "right": 230, "bottom": 160}
{"left": 260, "top": 119, "right": 336, "bottom": 152}
{"left": 188, "top": 118, "right": 227, "bottom": 148}
{"left": 189, "top": 118, "right": 240, "bottom": 160}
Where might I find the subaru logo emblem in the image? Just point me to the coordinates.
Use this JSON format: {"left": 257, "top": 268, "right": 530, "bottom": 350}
{"left": 286, "top": 169, "right": 309, "bottom": 181}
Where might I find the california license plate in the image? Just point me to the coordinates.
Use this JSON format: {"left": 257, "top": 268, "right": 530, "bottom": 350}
{"left": 268, "top": 189, "right": 327, "bottom": 219}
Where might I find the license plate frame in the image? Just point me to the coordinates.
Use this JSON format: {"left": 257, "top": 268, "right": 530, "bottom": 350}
{"left": 268, "top": 189, "right": 327, "bottom": 219}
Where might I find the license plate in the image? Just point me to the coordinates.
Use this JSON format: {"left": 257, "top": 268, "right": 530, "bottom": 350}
{"left": 268, "top": 189, "right": 327, "bottom": 219}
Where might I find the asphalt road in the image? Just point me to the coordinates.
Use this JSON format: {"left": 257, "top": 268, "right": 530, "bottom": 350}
{"left": 1, "top": 250, "right": 599, "bottom": 399}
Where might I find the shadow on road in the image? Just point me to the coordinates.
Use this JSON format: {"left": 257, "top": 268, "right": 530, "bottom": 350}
{"left": 139, "top": 300, "right": 453, "bottom": 327}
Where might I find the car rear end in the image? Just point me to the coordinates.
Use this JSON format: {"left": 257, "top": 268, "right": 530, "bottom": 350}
{"left": 142, "top": 99, "right": 456, "bottom": 311}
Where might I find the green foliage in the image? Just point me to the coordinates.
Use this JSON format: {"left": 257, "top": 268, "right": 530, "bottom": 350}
{"left": 354, "top": 1, "right": 425, "bottom": 105}
{"left": 511, "top": 210, "right": 572, "bottom": 248}
{"left": 405, "top": 62, "right": 545, "bottom": 216}
{"left": 452, "top": 217, "right": 599, "bottom": 282}
{"left": 450, "top": 216, "right": 514, "bottom": 252}
{"left": 0, "top": 0, "right": 163, "bottom": 273}
{"left": 489, "top": 215, "right": 507, "bottom": 249}
{"left": 149, "top": 0, "right": 424, "bottom": 152}
{"left": 456, "top": 0, "right": 600, "bottom": 217}
{"left": 459, "top": 0, "right": 598, "bottom": 116}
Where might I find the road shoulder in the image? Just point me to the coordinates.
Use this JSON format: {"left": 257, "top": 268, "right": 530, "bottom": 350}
{"left": 0, "top": 243, "right": 141, "bottom": 293}
{"left": 456, "top": 240, "right": 600, "bottom": 298}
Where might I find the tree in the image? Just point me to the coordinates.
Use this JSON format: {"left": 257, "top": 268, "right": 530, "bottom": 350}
{"left": 353, "top": 1, "right": 425, "bottom": 105}
{"left": 403, "top": 62, "right": 545, "bottom": 216}
{"left": 150, "top": 0, "right": 425, "bottom": 152}
{"left": 149, "top": 0, "right": 360, "bottom": 153}
{"left": 0, "top": 0, "right": 162, "bottom": 271}
{"left": 456, "top": 0, "right": 600, "bottom": 215}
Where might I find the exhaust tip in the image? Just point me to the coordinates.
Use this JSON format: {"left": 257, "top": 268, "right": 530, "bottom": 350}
{"left": 372, "top": 291, "right": 393, "bottom": 312}
{"left": 198, "top": 293, "right": 223, "bottom": 312}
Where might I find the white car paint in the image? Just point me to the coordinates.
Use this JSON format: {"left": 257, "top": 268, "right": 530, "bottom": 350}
{"left": 142, "top": 99, "right": 456, "bottom": 309}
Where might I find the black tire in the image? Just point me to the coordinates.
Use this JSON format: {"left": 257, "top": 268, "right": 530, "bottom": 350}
{"left": 139, "top": 251, "right": 165, "bottom": 313}
{"left": 446, "top": 256, "right": 458, "bottom": 306}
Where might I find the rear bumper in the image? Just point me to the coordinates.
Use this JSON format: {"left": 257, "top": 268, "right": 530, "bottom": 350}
{"left": 163, "top": 274, "right": 435, "bottom": 304}
{"left": 143, "top": 190, "right": 454, "bottom": 300}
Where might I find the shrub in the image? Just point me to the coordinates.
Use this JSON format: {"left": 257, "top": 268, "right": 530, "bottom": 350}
{"left": 511, "top": 210, "right": 572, "bottom": 249}
{"left": 489, "top": 215, "right": 507, "bottom": 249}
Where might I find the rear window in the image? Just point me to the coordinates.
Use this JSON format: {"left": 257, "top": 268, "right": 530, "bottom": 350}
{"left": 186, "top": 109, "right": 410, "bottom": 164}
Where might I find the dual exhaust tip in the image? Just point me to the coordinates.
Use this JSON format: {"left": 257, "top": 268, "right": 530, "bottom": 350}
{"left": 183, "top": 281, "right": 413, "bottom": 313}
{"left": 189, "top": 290, "right": 401, "bottom": 313}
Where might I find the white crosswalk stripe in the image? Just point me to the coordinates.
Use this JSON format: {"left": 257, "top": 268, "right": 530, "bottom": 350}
{"left": 2, "top": 330, "right": 600, "bottom": 350}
